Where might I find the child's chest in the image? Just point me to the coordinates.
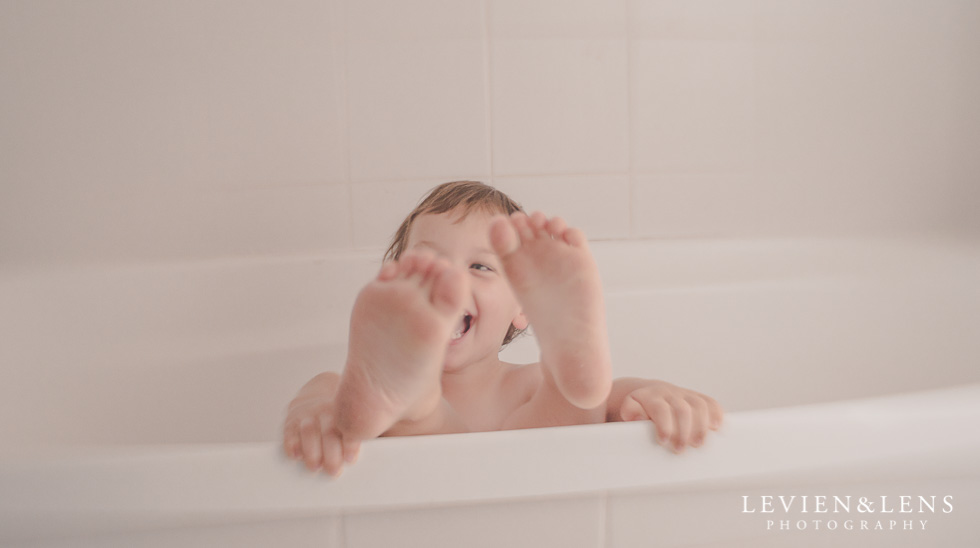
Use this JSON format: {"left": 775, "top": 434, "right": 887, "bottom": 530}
{"left": 444, "top": 364, "right": 542, "bottom": 432}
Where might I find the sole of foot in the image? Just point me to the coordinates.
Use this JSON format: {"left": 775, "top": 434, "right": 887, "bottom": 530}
{"left": 333, "top": 251, "right": 468, "bottom": 442}
{"left": 489, "top": 211, "right": 612, "bottom": 409}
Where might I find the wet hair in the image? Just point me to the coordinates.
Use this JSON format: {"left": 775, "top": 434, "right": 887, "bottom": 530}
{"left": 384, "top": 180, "right": 527, "bottom": 347}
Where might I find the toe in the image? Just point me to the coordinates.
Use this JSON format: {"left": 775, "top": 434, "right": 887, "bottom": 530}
{"left": 529, "top": 211, "right": 548, "bottom": 234}
{"left": 378, "top": 261, "right": 398, "bottom": 281}
{"left": 401, "top": 250, "right": 435, "bottom": 280}
{"left": 423, "top": 257, "right": 448, "bottom": 284}
{"left": 545, "top": 216, "right": 567, "bottom": 238}
{"left": 489, "top": 215, "right": 521, "bottom": 257}
{"left": 413, "top": 252, "right": 437, "bottom": 281}
{"left": 396, "top": 253, "right": 419, "bottom": 278}
{"left": 562, "top": 227, "right": 587, "bottom": 247}
{"left": 510, "top": 212, "right": 535, "bottom": 242}
{"left": 430, "top": 261, "right": 466, "bottom": 315}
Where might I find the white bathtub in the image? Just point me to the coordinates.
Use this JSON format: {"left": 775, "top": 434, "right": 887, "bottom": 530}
{"left": 2, "top": 237, "right": 979, "bottom": 546}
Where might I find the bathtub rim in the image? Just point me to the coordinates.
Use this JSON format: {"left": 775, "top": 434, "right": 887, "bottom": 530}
{"left": 1, "top": 382, "right": 979, "bottom": 543}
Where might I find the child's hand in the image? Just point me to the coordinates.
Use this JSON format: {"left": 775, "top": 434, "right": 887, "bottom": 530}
{"left": 619, "top": 380, "right": 724, "bottom": 453}
{"left": 282, "top": 394, "right": 360, "bottom": 477}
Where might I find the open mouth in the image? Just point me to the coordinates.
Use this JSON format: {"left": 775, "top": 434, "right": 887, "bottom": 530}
{"left": 451, "top": 313, "right": 473, "bottom": 341}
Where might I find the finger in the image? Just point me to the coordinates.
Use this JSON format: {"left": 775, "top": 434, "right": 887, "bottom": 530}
{"left": 667, "top": 396, "right": 693, "bottom": 453}
{"left": 283, "top": 421, "right": 301, "bottom": 460}
{"left": 619, "top": 394, "right": 647, "bottom": 422}
{"left": 627, "top": 393, "right": 674, "bottom": 446}
{"left": 698, "top": 392, "right": 725, "bottom": 430}
{"left": 343, "top": 439, "right": 362, "bottom": 465}
{"left": 320, "top": 417, "right": 344, "bottom": 478}
{"left": 299, "top": 417, "right": 323, "bottom": 471}
{"left": 685, "top": 394, "right": 710, "bottom": 448}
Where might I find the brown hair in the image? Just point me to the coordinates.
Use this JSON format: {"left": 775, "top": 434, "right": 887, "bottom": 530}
{"left": 384, "top": 180, "right": 527, "bottom": 347}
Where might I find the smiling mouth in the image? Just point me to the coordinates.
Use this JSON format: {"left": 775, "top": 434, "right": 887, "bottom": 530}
{"left": 451, "top": 313, "right": 473, "bottom": 340}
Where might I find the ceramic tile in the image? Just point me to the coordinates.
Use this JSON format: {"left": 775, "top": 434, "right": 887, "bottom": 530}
{"left": 627, "top": 0, "right": 755, "bottom": 40}
{"left": 350, "top": 178, "right": 491, "bottom": 249}
{"left": 630, "top": 39, "right": 755, "bottom": 173}
{"left": 491, "top": 0, "right": 627, "bottom": 39}
{"left": 345, "top": 0, "right": 488, "bottom": 182}
{"left": 490, "top": 0, "right": 628, "bottom": 175}
{"left": 0, "top": 0, "right": 349, "bottom": 266}
{"left": 0, "top": 0, "right": 348, "bottom": 190}
{"left": 195, "top": 184, "right": 352, "bottom": 255}
{"left": 346, "top": 0, "right": 484, "bottom": 40}
{"left": 632, "top": 172, "right": 769, "bottom": 238}
{"left": 492, "top": 175, "right": 630, "bottom": 240}
{"left": 751, "top": 3, "right": 960, "bottom": 237}
{"left": 0, "top": 183, "right": 351, "bottom": 264}
{"left": 491, "top": 38, "right": 628, "bottom": 176}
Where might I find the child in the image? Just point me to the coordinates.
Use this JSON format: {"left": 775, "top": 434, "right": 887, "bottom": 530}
{"left": 283, "top": 181, "right": 723, "bottom": 476}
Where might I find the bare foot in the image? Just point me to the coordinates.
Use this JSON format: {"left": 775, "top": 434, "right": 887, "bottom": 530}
{"left": 489, "top": 212, "right": 612, "bottom": 409}
{"left": 333, "top": 251, "right": 468, "bottom": 442}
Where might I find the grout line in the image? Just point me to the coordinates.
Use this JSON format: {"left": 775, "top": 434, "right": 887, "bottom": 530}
{"left": 338, "top": 512, "right": 348, "bottom": 548}
{"left": 482, "top": 0, "right": 495, "bottom": 186}
{"left": 338, "top": 0, "right": 355, "bottom": 250}
{"left": 600, "top": 491, "right": 610, "bottom": 548}
{"left": 627, "top": 174, "right": 635, "bottom": 240}
{"left": 481, "top": 171, "right": 633, "bottom": 182}
{"left": 624, "top": 0, "right": 634, "bottom": 241}
{"left": 347, "top": 173, "right": 503, "bottom": 187}
{"left": 339, "top": 172, "right": 637, "bottom": 190}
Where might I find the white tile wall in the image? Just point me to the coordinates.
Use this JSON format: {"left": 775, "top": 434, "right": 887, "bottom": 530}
{"left": 350, "top": 178, "right": 488, "bottom": 250}
{"left": 345, "top": 0, "right": 488, "bottom": 183}
{"left": 1, "top": 183, "right": 352, "bottom": 264}
{"left": 633, "top": 172, "right": 759, "bottom": 238}
{"left": 630, "top": 39, "right": 756, "bottom": 173}
{"left": 493, "top": 174, "right": 630, "bottom": 239}
{"left": 0, "top": 0, "right": 349, "bottom": 264}
{"left": 629, "top": 1, "right": 756, "bottom": 176}
{"left": 3, "top": 0, "right": 979, "bottom": 268}
{"left": 755, "top": 1, "right": 977, "bottom": 238}
{"left": 1, "top": 0, "right": 349, "bottom": 189}
{"left": 628, "top": 0, "right": 755, "bottom": 41}
{"left": 490, "top": 0, "right": 629, "bottom": 176}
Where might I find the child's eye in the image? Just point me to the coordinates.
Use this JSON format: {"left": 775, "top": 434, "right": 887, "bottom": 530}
{"left": 470, "top": 263, "right": 493, "bottom": 272}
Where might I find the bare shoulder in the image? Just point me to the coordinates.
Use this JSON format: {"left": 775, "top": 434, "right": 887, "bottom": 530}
{"left": 499, "top": 361, "right": 544, "bottom": 405}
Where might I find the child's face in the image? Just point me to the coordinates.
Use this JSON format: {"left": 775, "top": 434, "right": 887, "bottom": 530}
{"left": 405, "top": 208, "right": 526, "bottom": 372}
